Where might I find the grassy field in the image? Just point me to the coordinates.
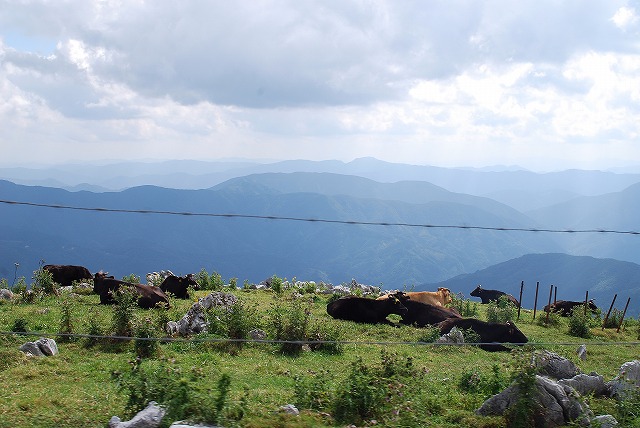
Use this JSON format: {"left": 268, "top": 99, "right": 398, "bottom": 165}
{"left": 0, "top": 284, "right": 638, "bottom": 428}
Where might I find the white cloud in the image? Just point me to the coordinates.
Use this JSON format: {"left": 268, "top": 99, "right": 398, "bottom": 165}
{"left": 0, "top": 0, "right": 639, "bottom": 171}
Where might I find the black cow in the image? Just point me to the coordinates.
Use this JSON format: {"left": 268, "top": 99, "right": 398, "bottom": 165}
{"left": 470, "top": 285, "right": 520, "bottom": 307}
{"left": 93, "top": 272, "right": 170, "bottom": 309}
{"left": 327, "top": 292, "right": 408, "bottom": 325}
{"left": 437, "top": 318, "right": 528, "bottom": 352}
{"left": 43, "top": 264, "right": 92, "bottom": 287}
{"left": 544, "top": 299, "right": 598, "bottom": 317}
{"left": 160, "top": 274, "right": 199, "bottom": 299}
{"left": 400, "top": 300, "right": 462, "bottom": 327}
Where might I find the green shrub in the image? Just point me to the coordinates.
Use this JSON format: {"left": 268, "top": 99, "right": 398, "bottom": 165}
{"left": 121, "top": 273, "right": 141, "bottom": 284}
{"left": 486, "top": 295, "right": 517, "bottom": 323}
{"left": 294, "top": 369, "right": 334, "bottom": 411}
{"left": 458, "top": 364, "right": 508, "bottom": 395}
{"left": 602, "top": 308, "right": 625, "bottom": 329}
{"left": 11, "top": 318, "right": 28, "bottom": 334}
{"left": 617, "top": 384, "right": 640, "bottom": 426}
{"left": 331, "top": 350, "right": 420, "bottom": 425}
{"left": 114, "top": 357, "right": 232, "bottom": 427}
{"left": 57, "top": 300, "right": 75, "bottom": 342}
{"left": 417, "top": 326, "right": 441, "bottom": 343}
{"left": 12, "top": 277, "right": 28, "bottom": 295}
{"left": 450, "top": 294, "right": 479, "bottom": 317}
{"left": 134, "top": 318, "right": 159, "bottom": 359}
{"left": 195, "top": 268, "right": 225, "bottom": 291}
{"left": 505, "top": 350, "right": 539, "bottom": 428}
{"left": 270, "top": 275, "right": 284, "bottom": 294}
{"left": 267, "top": 295, "right": 312, "bottom": 356}
{"left": 308, "top": 321, "right": 344, "bottom": 355}
{"left": 32, "top": 266, "right": 57, "bottom": 295}
{"left": 207, "top": 299, "right": 261, "bottom": 352}
{"left": 568, "top": 309, "right": 592, "bottom": 339}
{"left": 111, "top": 287, "right": 138, "bottom": 338}
{"left": 84, "top": 309, "right": 103, "bottom": 348}
{"left": 536, "top": 311, "right": 561, "bottom": 327}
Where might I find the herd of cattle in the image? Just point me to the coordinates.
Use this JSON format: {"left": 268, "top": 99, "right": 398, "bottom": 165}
{"left": 42, "top": 264, "right": 198, "bottom": 308}
{"left": 40, "top": 264, "right": 599, "bottom": 352}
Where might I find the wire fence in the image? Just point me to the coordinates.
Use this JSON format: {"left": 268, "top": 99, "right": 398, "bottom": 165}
{"left": 2, "top": 330, "right": 639, "bottom": 348}
{"left": 1, "top": 199, "right": 640, "bottom": 235}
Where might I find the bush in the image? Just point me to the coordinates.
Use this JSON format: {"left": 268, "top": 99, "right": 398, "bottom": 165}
{"left": 111, "top": 287, "right": 139, "bottom": 338}
{"left": 536, "top": 311, "right": 561, "bottom": 327}
{"left": 84, "top": 309, "right": 103, "bottom": 348}
{"left": 486, "top": 295, "right": 517, "bottom": 323}
{"left": 308, "top": 321, "right": 344, "bottom": 355}
{"left": 194, "top": 268, "right": 225, "bottom": 291}
{"left": 568, "top": 309, "right": 592, "bottom": 339}
{"left": 417, "top": 326, "right": 441, "bottom": 343}
{"left": 602, "top": 308, "right": 625, "bottom": 329}
{"left": 505, "top": 350, "right": 539, "bottom": 428}
{"left": 121, "top": 273, "right": 141, "bottom": 284}
{"left": 617, "top": 384, "right": 640, "bottom": 426}
{"left": 207, "top": 299, "right": 261, "bottom": 352}
{"left": 294, "top": 369, "right": 334, "bottom": 411}
{"left": 11, "top": 318, "right": 28, "bottom": 334}
{"left": 450, "top": 294, "right": 479, "bottom": 317}
{"left": 114, "top": 357, "right": 233, "bottom": 427}
{"left": 32, "top": 266, "right": 58, "bottom": 295}
{"left": 57, "top": 300, "right": 75, "bottom": 342}
{"left": 267, "top": 294, "right": 312, "bottom": 356}
{"left": 134, "top": 318, "right": 159, "bottom": 359}
{"left": 458, "top": 364, "right": 508, "bottom": 395}
{"left": 331, "top": 350, "right": 421, "bottom": 425}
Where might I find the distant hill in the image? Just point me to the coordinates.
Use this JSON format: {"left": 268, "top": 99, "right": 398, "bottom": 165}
{"left": 2, "top": 158, "right": 639, "bottom": 212}
{"left": 0, "top": 174, "right": 560, "bottom": 288}
{"left": 526, "top": 182, "right": 640, "bottom": 265}
{"left": 420, "top": 253, "right": 640, "bottom": 316}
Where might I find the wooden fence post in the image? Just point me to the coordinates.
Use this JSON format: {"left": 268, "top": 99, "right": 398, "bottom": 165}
{"left": 533, "top": 281, "right": 540, "bottom": 320}
{"left": 517, "top": 281, "right": 524, "bottom": 320}
{"left": 554, "top": 286, "right": 557, "bottom": 305}
{"left": 617, "top": 297, "right": 631, "bottom": 333}
{"left": 584, "top": 290, "right": 589, "bottom": 316}
{"left": 602, "top": 294, "right": 618, "bottom": 330}
{"left": 545, "top": 284, "right": 553, "bottom": 325}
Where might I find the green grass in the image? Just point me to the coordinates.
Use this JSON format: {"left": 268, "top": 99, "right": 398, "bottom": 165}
{"left": 0, "top": 289, "right": 638, "bottom": 427}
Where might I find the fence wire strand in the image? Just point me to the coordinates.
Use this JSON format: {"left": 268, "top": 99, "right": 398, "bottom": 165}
{"left": 1, "top": 199, "right": 639, "bottom": 235}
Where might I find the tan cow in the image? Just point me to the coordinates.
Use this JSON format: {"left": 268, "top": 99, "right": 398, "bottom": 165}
{"left": 376, "top": 288, "right": 452, "bottom": 307}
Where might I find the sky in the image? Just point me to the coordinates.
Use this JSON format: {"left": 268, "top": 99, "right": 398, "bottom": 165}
{"left": 1, "top": 1, "right": 640, "bottom": 172}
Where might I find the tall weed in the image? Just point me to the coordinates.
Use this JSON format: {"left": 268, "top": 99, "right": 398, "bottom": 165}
{"left": 267, "top": 295, "right": 312, "bottom": 356}
{"left": 486, "top": 295, "right": 517, "bottom": 323}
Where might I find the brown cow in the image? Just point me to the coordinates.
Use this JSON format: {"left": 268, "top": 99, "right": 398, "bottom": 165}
{"left": 43, "top": 264, "right": 92, "bottom": 287}
{"left": 377, "top": 288, "right": 452, "bottom": 307}
{"left": 93, "top": 272, "right": 170, "bottom": 309}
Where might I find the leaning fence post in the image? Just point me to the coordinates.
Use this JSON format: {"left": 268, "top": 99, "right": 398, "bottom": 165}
{"left": 584, "top": 290, "right": 589, "bottom": 316}
{"left": 517, "top": 281, "right": 524, "bottom": 320}
{"left": 533, "top": 281, "right": 540, "bottom": 319}
{"left": 602, "top": 294, "right": 618, "bottom": 330}
{"left": 545, "top": 284, "right": 553, "bottom": 325}
{"left": 554, "top": 286, "right": 557, "bottom": 305}
{"left": 617, "top": 297, "right": 631, "bottom": 333}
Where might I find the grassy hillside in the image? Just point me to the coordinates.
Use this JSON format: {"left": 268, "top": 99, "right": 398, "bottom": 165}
{"left": 0, "top": 281, "right": 639, "bottom": 427}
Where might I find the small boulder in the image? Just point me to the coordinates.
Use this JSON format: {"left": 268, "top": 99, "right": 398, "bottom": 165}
{"left": 558, "top": 373, "right": 610, "bottom": 397}
{"left": 0, "top": 288, "right": 14, "bottom": 300}
{"left": 607, "top": 360, "right": 640, "bottom": 399}
{"left": 19, "top": 337, "right": 58, "bottom": 357}
{"left": 477, "top": 375, "right": 592, "bottom": 427}
{"left": 109, "top": 401, "right": 165, "bottom": 428}
{"left": 279, "top": 404, "right": 300, "bottom": 416}
{"left": 577, "top": 344, "right": 587, "bottom": 361}
{"left": 533, "top": 350, "right": 580, "bottom": 380}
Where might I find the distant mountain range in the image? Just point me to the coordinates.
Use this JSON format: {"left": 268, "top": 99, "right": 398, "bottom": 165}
{"left": 1, "top": 158, "right": 640, "bottom": 315}
{"left": 2, "top": 157, "right": 640, "bottom": 211}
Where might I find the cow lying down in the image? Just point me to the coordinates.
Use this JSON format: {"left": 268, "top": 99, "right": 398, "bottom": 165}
{"left": 327, "top": 292, "right": 408, "bottom": 325}
{"left": 377, "top": 288, "right": 452, "bottom": 307}
{"left": 544, "top": 299, "right": 598, "bottom": 317}
{"left": 437, "top": 318, "right": 528, "bottom": 352}
{"left": 94, "top": 272, "right": 170, "bottom": 309}
{"left": 399, "top": 300, "right": 462, "bottom": 327}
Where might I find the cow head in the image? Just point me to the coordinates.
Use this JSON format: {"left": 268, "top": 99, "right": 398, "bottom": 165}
{"left": 506, "top": 321, "right": 528, "bottom": 345}
{"left": 185, "top": 273, "right": 200, "bottom": 290}
{"left": 470, "top": 285, "right": 482, "bottom": 297}
{"left": 587, "top": 299, "right": 598, "bottom": 312}
{"left": 387, "top": 292, "right": 409, "bottom": 316}
{"left": 438, "top": 287, "right": 453, "bottom": 304}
